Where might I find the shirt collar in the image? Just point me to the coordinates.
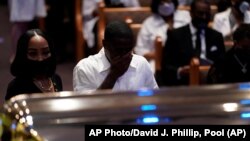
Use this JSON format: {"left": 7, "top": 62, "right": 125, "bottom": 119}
{"left": 189, "top": 22, "right": 197, "bottom": 35}
{"left": 97, "top": 48, "right": 137, "bottom": 73}
{"left": 189, "top": 22, "right": 205, "bottom": 35}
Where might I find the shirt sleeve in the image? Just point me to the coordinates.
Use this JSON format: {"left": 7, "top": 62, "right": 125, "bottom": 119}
{"left": 134, "top": 21, "right": 154, "bottom": 56}
{"left": 212, "top": 14, "right": 222, "bottom": 35}
{"left": 142, "top": 59, "right": 159, "bottom": 89}
{"left": 73, "top": 63, "right": 97, "bottom": 92}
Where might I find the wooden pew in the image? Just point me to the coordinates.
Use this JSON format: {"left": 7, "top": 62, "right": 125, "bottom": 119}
{"left": 155, "top": 36, "right": 163, "bottom": 73}
{"left": 98, "top": 2, "right": 151, "bottom": 50}
{"left": 74, "top": 0, "right": 85, "bottom": 62}
{"left": 189, "top": 57, "right": 211, "bottom": 86}
{"left": 138, "top": 0, "right": 152, "bottom": 7}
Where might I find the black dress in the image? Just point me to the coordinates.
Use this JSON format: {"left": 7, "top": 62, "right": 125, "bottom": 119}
{"left": 5, "top": 74, "right": 63, "bottom": 100}
{"left": 207, "top": 48, "right": 250, "bottom": 84}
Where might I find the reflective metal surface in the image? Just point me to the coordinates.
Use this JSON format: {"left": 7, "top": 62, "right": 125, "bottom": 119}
{"left": 3, "top": 83, "right": 250, "bottom": 140}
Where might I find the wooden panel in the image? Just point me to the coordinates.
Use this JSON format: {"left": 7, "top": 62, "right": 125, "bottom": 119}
{"left": 189, "top": 57, "right": 211, "bottom": 86}
{"left": 155, "top": 36, "right": 163, "bottom": 72}
{"left": 74, "top": 0, "right": 85, "bottom": 61}
{"left": 98, "top": 2, "right": 151, "bottom": 50}
{"left": 138, "top": 0, "right": 152, "bottom": 7}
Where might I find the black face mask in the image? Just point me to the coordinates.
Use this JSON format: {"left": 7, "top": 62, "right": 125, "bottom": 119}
{"left": 192, "top": 17, "right": 209, "bottom": 30}
{"left": 26, "top": 57, "right": 54, "bottom": 77}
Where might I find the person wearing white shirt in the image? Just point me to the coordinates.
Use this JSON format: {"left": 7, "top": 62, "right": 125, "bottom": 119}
{"left": 82, "top": 0, "right": 140, "bottom": 56}
{"left": 73, "top": 21, "right": 158, "bottom": 92}
{"left": 8, "top": 0, "right": 47, "bottom": 63}
{"left": 213, "top": 0, "right": 250, "bottom": 40}
{"left": 134, "top": 0, "right": 191, "bottom": 74}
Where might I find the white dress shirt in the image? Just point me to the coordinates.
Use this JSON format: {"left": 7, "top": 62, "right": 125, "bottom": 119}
{"left": 134, "top": 10, "right": 191, "bottom": 73}
{"left": 8, "top": 0, "right": 46, "bottom": 22}
{"left": 73, "top": 48, "right": 159, "bottom": 92}
{"left": 189, "top": 23, "right": 207, "bottom": 60}
{"left": 213, "top": 8, "right": 250, "bottom": 38}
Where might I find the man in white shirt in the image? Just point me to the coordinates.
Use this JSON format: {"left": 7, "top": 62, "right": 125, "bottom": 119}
{"left": 73, "top": 21, "right": 158, "bottom": 92}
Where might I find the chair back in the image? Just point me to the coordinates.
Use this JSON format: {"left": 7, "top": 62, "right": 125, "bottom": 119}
{"left": 98, "top": 2, "right": 151, "bottom": 50}
{"left": 189, "top": 57, "right": 211, "bottom": 86}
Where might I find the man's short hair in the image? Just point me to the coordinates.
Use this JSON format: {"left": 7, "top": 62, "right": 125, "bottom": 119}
{"left": 104, "top": 20, "right": 134, "bottom": 41}
{"left": 233, "top": 23, "right": 250, "bottom": 42}
{"left": 190, "top": 0, "right": 210, "bottom": 13}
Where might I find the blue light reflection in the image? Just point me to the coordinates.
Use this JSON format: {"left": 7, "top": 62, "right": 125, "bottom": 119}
{"left": 140, "top": 104, "right": 157, "bottom": 111}
{"left": 240, "top": 99, "right": 250, "bottom": 105}
{"left": 142, "top": 116, "right": 159, "bottom": 124}
{"left": 137, "top": 89, "right": 154, "bottom": 97}
{"left": 136, "top": 115, "right": 171, "bottom": 124}
{"left": 239, "top": 83, "right": 250, "bottom": 90}
{"left": 241, "top": 112, "right": 250, "bottom": 119}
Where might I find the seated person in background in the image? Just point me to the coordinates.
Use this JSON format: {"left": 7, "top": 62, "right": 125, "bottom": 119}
{"left": 104, "top": 0, "right": 140, "bottom": 7}
{"left": 5, "top": 29, "right": 63, "bottom": 100}
{"left": 73, "top": 21, "right": 158, "bottom": 92}
{"left": 82, "top": 0, "right": 102, "bottom": 56}
{"left": 82, "top": 0, "right": 140, "bottom": 57}
{"left": 134, "top": 0, "right": 191, "bottom": 73}
{"left": 217, "top": 0, "right": 232, "bottom": 12}
{"left": 178, "top": 0, "right": 193, "bottom": 6}
{"left": 161, "top": 0, "right": 225, "bottom": 86}
{"left": 207, "top": 23, "right": 250, "bottom": 84}
{"left": 213, "top": 0, "right": 250, "bottom": 41}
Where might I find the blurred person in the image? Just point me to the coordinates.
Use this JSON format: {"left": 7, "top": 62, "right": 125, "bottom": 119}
{"left": 207, "top": 23, "right": 250, "bottom": 84}
{"left": 5, "top": 29, "right": 63, "bottom": 100}
{"left": 81, "top": 0, "right": 101, "bottom": 57}
{"left": 73, "top": 21, "right": 158, "bottom": 92}
{"left": 134, "top": 0, "right": 191, "bottom": 74}
{"left": 217, "top": 0, "right": 232, "bottom": 12}
{"left": 161, "top": 0, "right": 225, "bottom": 86}
{"left": 45, "top": 0, "right": 75, "bottom": 63}
{"left": 213, "top": 0, "right": 250, "bottom": 40}
{"left": 82, "top": 0, "right": 140, "bottom": 57}
{"left": 104, "top": 0, "right": 140, "bottom": 7}
{"left": 178, "top": 0, "right": 193, "bottom": 6}
{"left": 8, "top": 0, "right": 47, "bottom": 63}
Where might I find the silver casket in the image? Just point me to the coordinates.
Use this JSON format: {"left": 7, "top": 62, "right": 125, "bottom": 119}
{"left": 3, "top": 83, "right": 250, "bottom": 141}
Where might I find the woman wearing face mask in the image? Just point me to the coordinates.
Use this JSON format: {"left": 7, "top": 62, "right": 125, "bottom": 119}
{"left": 213, "top": 0, "right": 250, "bottom": 41}
{"left": 134, "top": 0, "right": 191, "bottom": 74}
{"left": 5, "top": 29, "right": 63, "bottom": 101}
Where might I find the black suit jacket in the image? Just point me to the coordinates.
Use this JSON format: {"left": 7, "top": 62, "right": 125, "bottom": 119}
{"left": 161, "top": 24, "right": 225, "bottom": 86}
